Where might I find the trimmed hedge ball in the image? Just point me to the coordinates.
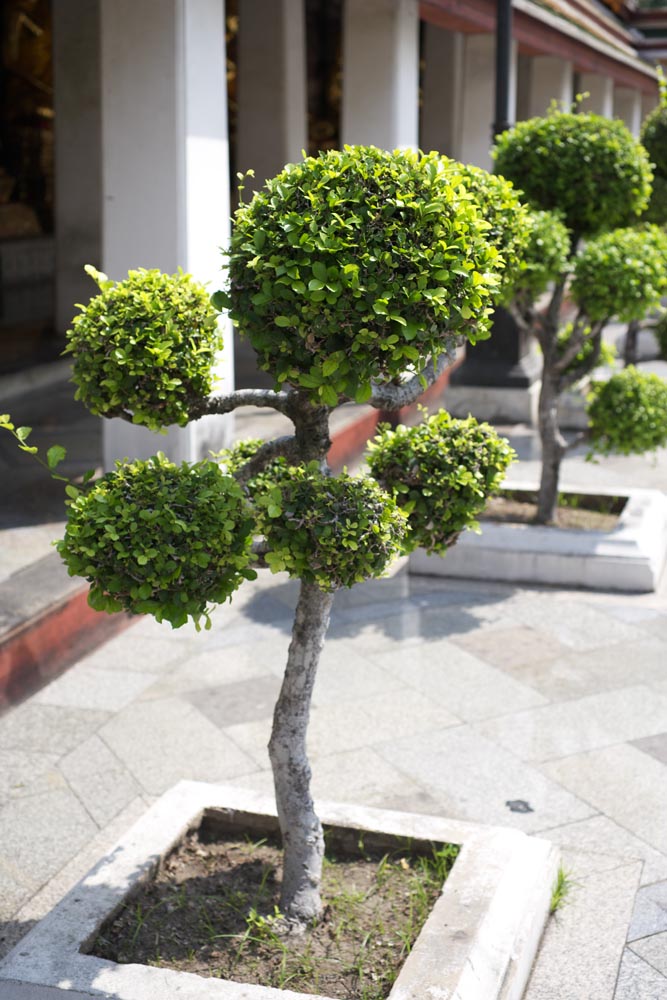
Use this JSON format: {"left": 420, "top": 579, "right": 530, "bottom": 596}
{"left": 367, "top": 411, "right": 515, "bottom": 554}
{"left": 66, "top": 267, "right": 222, "bottom": 431}
{"left": 252, "top": 464, "right": 407, "bottom": 590}
{"left": 493, "top": 112, "right": 652, "bottom": 239}
{"left": 57, "top": 455, "right": 256, "bottom": 628}
{"left": 571, "top": 225, "right": 667, "bottom": 324}
{"left": 587, "top": 367, "right": 667, "bottom": 457}
{"left": 216, "top": 145, "right": 511, "bottom": 406}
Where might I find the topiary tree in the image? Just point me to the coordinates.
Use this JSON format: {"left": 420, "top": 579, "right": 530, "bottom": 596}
{"left": 494, "top": 110, "right": 667, "bottom": 524}
{"left": 2, "top": 146, "right": 520, "bottom": 930}
{"left": 624, "top": 85, "right": 667, "bottom": 365}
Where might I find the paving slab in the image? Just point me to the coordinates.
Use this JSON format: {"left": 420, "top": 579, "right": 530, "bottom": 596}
{"left": 614, "top": 950, "right": 667, "bottom": 1000}
{"left": 58, "top": 734, "right": 142, "bottom": 828}
{"left": 627, "top": 881, "right": 667, "bottom": 941}
{"left": 542, "top": 744, "right": 667, "bottom": 855}
{"left": 628, "top": 931, "right": 667, "bottom": 977}
{"left": 525, "top": 855, "right": 642, "bottom": 1000}
{"left": 0, "top": 703, "right": 109, "bottom": 755}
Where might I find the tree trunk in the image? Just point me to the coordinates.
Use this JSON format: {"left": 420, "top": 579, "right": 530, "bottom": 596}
{"left": 268, "top": 579, "right": 335, "bottom": 928}
{"left": 536, "top": 373, "right": 566, "bottom": 524}
{"left": 624, "top": 319, "right": 640, "bottom": 368}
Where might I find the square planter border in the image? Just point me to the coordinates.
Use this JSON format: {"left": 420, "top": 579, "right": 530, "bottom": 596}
{"left": 0, "top": 781, "right": 558, "bottom": 1000}
{"left": 409, "top": 485, "right": 667, "bottom": 592}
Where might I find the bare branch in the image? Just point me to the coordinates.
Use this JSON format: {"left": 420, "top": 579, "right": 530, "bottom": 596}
{"left": 191, "top": 388, "right": 294, "bottom": 419}
{"left": 557, "top": 322, "right": 605, "bottom": 393}
{"left": 564, "top": 430, "right": 590, "bottom": 453}
{"left": 368, "top": 349, "right": 454, "bottom": 411}
{"left": 553, "top": 308, "right": 589, "bottom": 374}
{"left": 234, "top": 435, "right": 300, "bottom": 484}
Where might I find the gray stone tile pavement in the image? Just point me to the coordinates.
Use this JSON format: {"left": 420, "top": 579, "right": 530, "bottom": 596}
{"left": 1, "top": 564, "right": 667, "bottom": 997}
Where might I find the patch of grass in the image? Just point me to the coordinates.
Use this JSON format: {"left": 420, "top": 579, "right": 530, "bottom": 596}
{"left": 550, "top": 867, "right": 574, "bottom": 914}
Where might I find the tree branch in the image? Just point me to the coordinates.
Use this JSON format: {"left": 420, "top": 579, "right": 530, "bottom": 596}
{"left": 564, "top": 429, "right": 590, "bottom": 453}
{"left": 191, "top": 387, "right": 294, "bottom": 419}
{"left": 233, "top": 435, "right": 300, "bottom": 484}
{"left": 557, "top": 321, "right": 605, "bottom": 393}
{"left": 553, "top": 308, "right": 589, "bottom": 374}
{"left": 368, "top": 349, "right": 454, "bottom": 411}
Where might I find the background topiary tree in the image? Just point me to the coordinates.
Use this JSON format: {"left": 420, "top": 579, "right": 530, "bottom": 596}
{"left": 494, "top": 110, "right": 667, "bottom": 524}
{"left": 2, "top": 146, "right": 521, "bottom": 930}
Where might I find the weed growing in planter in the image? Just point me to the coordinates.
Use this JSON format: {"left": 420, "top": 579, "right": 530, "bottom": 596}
{"left": 495, "top": 109, "right": 667, "bottom": 523}
{"left": 2, "top": 145, "right": 519, "bottom": 933}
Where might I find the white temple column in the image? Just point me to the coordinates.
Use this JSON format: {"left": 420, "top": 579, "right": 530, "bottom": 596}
{"left": 52, "top": 0, "right": 102, "bottom": 336}
{"left": 614, "top": 86, "right": 642, "bottom": 137}
{"left": 458, "top": 33, "right": 517, "bottom": 169}
{"left": 236, "top": 0, "right": 307, "bottom": 189}
{"left": 528, "top": 56, "right": 574, "bottom": 117}
{"left": 420, "top": 24, "right": 463, "bottom": 156}
{"left": 100, "top": 0, "right": 233, "bottom": 469}
{"left": 578, "top": 73, "right": 614, "bottom": 117}
{"left": 342, "top": 0, "right": 419, "bottom": 150}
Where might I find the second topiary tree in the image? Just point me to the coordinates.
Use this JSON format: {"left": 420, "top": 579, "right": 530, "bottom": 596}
{"left": 494, "top": 109, "right": 667, "bottom": 524}
{"left": 41, "top": 146, "right": 523, "bottom": 930}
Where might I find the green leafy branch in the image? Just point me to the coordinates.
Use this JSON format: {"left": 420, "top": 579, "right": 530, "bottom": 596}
{"left": 0, "top": 413, "right": 94, "bottom": 500}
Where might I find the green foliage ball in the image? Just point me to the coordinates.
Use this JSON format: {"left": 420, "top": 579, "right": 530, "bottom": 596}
{"left": 66, "top": 267, "right": 222, "bottom": 431}
{"left": 57, "top": 455, "right": 256, "bottom": 628}
{"left": 367, "top": 411, "right": 515, "bottom": 554}
{"left": 513, "top": 209, "right": 571, "bottom": 298}
{"left": 587, "top": 367, "right": 667, "bottom": 456}
{"left": 641, "top": 104, "right": 667, "bottom": 177}
{"left": 445, "top": 162, "right": 531, "bottom": 300}
{"left": 571, "top": 225, "right": 667, "bottom": 324}
{"left": 253, "top": 464, "right": 407, "bottom": 590}
{"left": 493, "top": 112, "right": 652, "bottom": 239}
{"left": 218, "top": 145, "right": 508, "bottom": 406}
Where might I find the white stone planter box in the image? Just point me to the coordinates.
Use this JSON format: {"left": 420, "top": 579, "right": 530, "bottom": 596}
{"left": 0, "top": 781, "right": 558, "bottom": 1000}
{"left": 409, "top": 486, "right": 667, "bottom": 593}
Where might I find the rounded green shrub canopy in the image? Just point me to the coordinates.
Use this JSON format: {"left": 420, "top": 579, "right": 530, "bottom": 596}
{"left": 218, "top": 145, "right": 509, "bottom": 406}
{"left": 587, "top": 367, "right": 667, "bottom": 456}
{"left": 366, "top": 411, "right": 515, "bottom": 554}
{"left": 493, "top": 112, "right": 652, "bottom": 239}
{"left": 252, "top": 464, "right": 407, "bottom": 590}
{"left": 445, "top": 163, "right": 530, "bottom": 301}
{"left": 513, "top": 209, "right": 571, "bottom": 298}
{"left": 57, "top": 456, "right": 255, "bottom": 628}
{"left": 66, "top": 267, "right": 222, "bottom": 431}
{"left": 642, "top": 173, "right": 667, "bottom": 225}
{"left": 571, "top": 225, "right": 667, "bottom": 323}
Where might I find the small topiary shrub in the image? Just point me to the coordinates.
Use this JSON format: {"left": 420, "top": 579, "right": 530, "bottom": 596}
{"left": 216, "top": 146, "right": 505, "bottom": 405}
{"left": 641, "top": 101, "right": 667, "bottom": 177}
{"left": 66, "top": 267, "right": 222, "bottom": 430}
{"left": 514, "top": 209, "right": 571, "bottom": 299}
{"left": 571, "top": 225, "right": 667, "bottom": 324}
{"left": 253, "top": 466, "right": 407, "bottom": 591}
{"left": 493, "top": 111, "right": 652, "bottom": 240}
{"left": 587, "top": 367, "right": 667, "bottom": 456}
{"left": 641, "top": 174, "right": 667, "bottom": 225}
{"left": 56, "top": 456, "right": 255, "bottom": 628}
{"left": 367, "top": 412, "right": 515, "bottom": 554}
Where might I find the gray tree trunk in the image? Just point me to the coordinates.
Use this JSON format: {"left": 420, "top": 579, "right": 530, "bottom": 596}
{"left": 268, "top": 579, "right": 335, "bottom": 927}
{"left": 624, "top": 319, "right": 640, "bottom": 368}
{"left": 536, "top": 372, "right": 566, "bottom": 524}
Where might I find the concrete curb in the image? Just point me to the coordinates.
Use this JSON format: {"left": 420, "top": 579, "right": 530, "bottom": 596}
{"left": 409, "top": 485, "right": 667, "bottom": 593}
{"left": 0, "top": 780, "right": 559, "bottom": 1000}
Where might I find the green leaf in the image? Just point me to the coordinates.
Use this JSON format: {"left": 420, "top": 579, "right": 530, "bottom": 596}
{"left": 320, "top": 384, "right": 339, "bottom": 407}
{"left": 16, "top": 426, "right": 32, "bottom": 442}
{"left": 274, "top": 315, "right": 292, "bottom": 328}
{"left": 47, "top": 445, "right": 67, "bottom": 470}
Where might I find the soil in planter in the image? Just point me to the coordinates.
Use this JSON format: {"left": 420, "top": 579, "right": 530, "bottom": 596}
{"left": 92, "top": 827, "right": 459, "bottom": 1000}
{"left": 483, "top": 490, "right": 626, "bottom": 530}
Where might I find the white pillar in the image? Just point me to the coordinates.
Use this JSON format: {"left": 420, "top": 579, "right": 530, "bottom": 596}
{"left": 342, "top": 0, "right": 419, "bottom": 150}
{"left": 614, "top": 87, "right": 642, "bottom": 137}
{"left": 528, "top": 56, "right": 574, "bottom": 117}
{"left": 578, "top": 74, "right": 614, "bottom": 117}
{"left": 458, "top": 34, "right": 517, "bottom": 169}
{"left": 421, "top": 25, "right": 464, "bottom": 157}
{"left": 100, "top": 0, "right": 233, "bottom": 470}
{"left": 236, "top": 0, "right": 307, "bottom": 189}
{"left": 52, "top": 0, "right": 102, "bottom": 336}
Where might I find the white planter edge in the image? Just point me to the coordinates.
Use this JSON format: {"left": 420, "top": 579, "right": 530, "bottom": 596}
{"left": 0, "top": 781, "right": 559, "bottom": 1000}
